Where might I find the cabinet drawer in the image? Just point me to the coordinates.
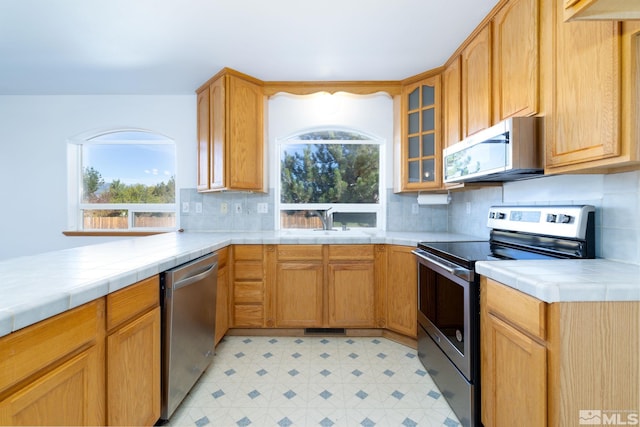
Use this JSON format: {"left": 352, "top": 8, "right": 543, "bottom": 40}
{"left": 277, "top": 245, "right": 323, "bottom": 261}
{"left": 234, "top": 281, "right": 263, "bottom": 303}
{"left": 0, "top": 300, "right": 102, "bottom": 396}
{"left": 107, "top": 276, "right": 159, "bottom": 331}
{"left": 485, "top": 278, "right": 546, "bottom": 340}
{"left": 234, "top": 245, "right": 263, "bottom": 261}
{"left": 234, "top": 305, "right": 264, "bottom": 327}
{"left": 328, "top": 245, "right": 374, "bottom": 261}
{"left": 234, "top": 261, "right": 263, "bottom": 280}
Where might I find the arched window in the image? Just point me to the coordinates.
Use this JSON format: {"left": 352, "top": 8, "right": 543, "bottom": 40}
{"left": 68, "top": 129, "right": 176, "bottom": 232}
{"left": 277, "top": 128, "right": 383, "bottom": 230}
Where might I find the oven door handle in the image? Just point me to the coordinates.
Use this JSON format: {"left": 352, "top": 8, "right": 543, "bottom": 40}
{"left": 412, "top": 249, "right": 472, "bottom": 281}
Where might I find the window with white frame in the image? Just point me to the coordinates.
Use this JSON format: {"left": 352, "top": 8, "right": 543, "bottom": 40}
{"left": 68, "top": 130, "right": 177, "bottom": 231}
{"left": 277, "top": 129, "right": 383, "bottom": 230}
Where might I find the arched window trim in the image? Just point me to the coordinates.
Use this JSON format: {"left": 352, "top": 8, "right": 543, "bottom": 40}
{"left": 66, "top": 129, "right": 177, "bottom": 233}
{"left": 275, "top": 126, "right": 385, "bottom": 231}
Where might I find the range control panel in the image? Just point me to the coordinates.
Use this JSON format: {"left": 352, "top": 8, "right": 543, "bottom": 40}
{"left": 487, "top": 205, "right": 595, "bottom": 239}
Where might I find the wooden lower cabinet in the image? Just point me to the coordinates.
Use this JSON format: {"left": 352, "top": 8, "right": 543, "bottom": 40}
{"left": 0, "top": 300, "right": 106, "bottom": 426}
{"left": 232, "top": 245, "right": 265, "bottom": 327}
{"left": 385, "top": 245, "right": 417, "bottom": 338}
{"left": 274, "top": 261, "right": 323, "bottom": 327}
{"left": 0, "top": 276, "right": 162, "bottom": 426}
{"left": 482, "top": 308, "right": 546, "bottom": 426}
{"left": 215, "top": 247, "right": 229, "bottom": 345}
{"left": 0, "top": 345, "right": 102, "bottom": 426}
{"left": 106, "top": 275, "right": 161, "bottom": 426}
{"left": 107, "top": 308, "right": 160, "bottom": 426}
{"left": 266, "top": 244, "right": 380, "bottom": 329}
{"left": 481, "top": 276, "right": 640, "bottom": 427}
{"left": 327, "top": 261, "right": 375, "bottom": 327}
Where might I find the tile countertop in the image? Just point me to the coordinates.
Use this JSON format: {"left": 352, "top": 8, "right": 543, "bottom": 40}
{"left": 0, "top": 230, "right": 480, "bottom": 339}
{"left": 476, "top": 259, "right": 640, "bottom": 303}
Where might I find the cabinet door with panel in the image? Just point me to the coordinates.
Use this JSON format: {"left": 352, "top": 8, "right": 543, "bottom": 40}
{"left": 327, "top": 245, "right": 376, "bottom": 327}
{"left": 106, "top": 275, "right": 161, "bottom": 427}
{"left": 0, "top": 347, "right": 103, "bottom": 426}
{"left": 544, "top": 0, "right": 621, "bottom": 170}
{"left": 196, "top": 87, "right": 212, "bottom": 192}
{"left": 215, "top": 247, "right": 229, "bottom": 345}
{"left": 493, "top": 0, "right": 539, "bottom": 121}
{"left": 462, "top": 24, "right": 492, "bottom": 138}
{"left": 399, "top": 75, "right": 442, "bottom": 191}
{"left": 442, "top": 57, "right": 462, "bottom": 148}
{"left": 227, "top": 74, "right": 264, "bottom": 190}
{"left": 385, "top": 245, "right": 417, "bottom": 338}
{"left": 271, "top": 245, "right": 324, "bottom": 327}
{"left": 275, "top": 263, "right": 324, "bottom": 327}
{"left": 209, "top": 76, "right": 226, "bottom": 190}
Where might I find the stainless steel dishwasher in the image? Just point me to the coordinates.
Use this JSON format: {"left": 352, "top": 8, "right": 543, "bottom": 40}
{"left": 160, "top": 252, "right": 218, "bottom": 421}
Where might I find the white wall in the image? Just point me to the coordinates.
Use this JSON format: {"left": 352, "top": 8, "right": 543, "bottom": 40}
{"left": 0, "top": 95, "right": 196, "bottom": 260}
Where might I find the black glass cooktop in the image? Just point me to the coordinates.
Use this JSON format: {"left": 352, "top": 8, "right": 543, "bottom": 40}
{"left": 417, "top": 241, "right": 492, "bottom": 268}
{"left": 418, "top": 238, "right": 579, "bottom": 269}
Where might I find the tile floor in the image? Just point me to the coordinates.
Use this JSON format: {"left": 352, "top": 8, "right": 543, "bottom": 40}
{"left": 165, "top": 335, "right": 461, "bottom": 427}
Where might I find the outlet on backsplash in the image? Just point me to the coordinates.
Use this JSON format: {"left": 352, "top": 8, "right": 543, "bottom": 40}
{"left": 220, "top": 203, "right": 228, "bottom": 214}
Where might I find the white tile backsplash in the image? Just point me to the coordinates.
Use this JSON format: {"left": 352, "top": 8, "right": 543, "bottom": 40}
{"left": 180, "top": 170, "right": 640, "bottom": 264}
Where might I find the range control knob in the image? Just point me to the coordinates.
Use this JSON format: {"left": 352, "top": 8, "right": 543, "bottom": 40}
{"left": 497, "top": 212, "right": 506, "bottom": 220}
{"left": 489, "top": 212, "right": 495, "bottom": 219}
{"left": 558, "top": 214, "right": 572, "bottom": 224}
{"left": 546, "top": 214, "right": 557, "bottom": 223}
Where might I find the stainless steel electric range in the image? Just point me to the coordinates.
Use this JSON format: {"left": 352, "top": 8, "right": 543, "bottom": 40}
{"left": 413, "top": 205, "right": 596, "bottom": 426}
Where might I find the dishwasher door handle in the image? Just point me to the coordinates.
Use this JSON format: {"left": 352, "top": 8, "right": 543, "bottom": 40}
{"left": 172, "top": 262, "right": 218, "bottom": 290}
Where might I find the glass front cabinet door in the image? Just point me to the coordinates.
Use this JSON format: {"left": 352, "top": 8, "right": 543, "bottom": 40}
{"left": 399, "top": 75, "right": 442, "bottom": 191}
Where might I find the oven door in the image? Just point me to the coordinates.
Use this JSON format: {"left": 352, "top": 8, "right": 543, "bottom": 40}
{"left": 412, "top": 248, "right": 476, "bottom": 381}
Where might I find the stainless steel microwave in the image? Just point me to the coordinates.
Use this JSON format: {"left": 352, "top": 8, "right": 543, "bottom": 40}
{"left": 443, "top": 117, "right": 542, "bottom": 183}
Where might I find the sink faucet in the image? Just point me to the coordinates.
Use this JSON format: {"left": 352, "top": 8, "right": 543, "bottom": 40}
{"left": 308, "top": 208, "right": 334, "bottom": 230}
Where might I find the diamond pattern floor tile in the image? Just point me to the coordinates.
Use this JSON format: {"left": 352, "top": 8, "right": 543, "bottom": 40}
{"left": 164, "top": 336, "right": 461, "bottom": 427}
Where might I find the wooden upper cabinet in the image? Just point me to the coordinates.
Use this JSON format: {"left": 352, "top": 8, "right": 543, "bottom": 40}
{"left": 196, "top": 68, "right": 265, "bottom": 192}
{"left": 493, "top": 0, "right": 539, "bottom": 122}
{"left": 398, "top": 74, "right": 442, "bottom": 192}
{"left": 462, "top": 24, "right": 492, "bottom": 138}
{"left": 210, "top": 77, "right": 226, "bottom": 190}
{"left": 227, "top": 75, "right": 264, "bottom": 190}
{"left": 196, "top": 87, "right": 211, "bottom": 192}
{"left": 564, "top": 0, "right": 640, "bottom": 21}
{"left": 544, "top": 0, "right": 623, "bottom": 171}
{"left": 443, "top": 57, "right": 462, "bottom": 148}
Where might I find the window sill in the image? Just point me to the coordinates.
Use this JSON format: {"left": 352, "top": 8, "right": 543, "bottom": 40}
{"left": 63, "top": 230, "right": 178, "bottom": 237}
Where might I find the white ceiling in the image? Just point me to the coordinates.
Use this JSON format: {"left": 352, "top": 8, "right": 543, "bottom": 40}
{"left": 0, "top": 0, "right": 499, "bottom": 95}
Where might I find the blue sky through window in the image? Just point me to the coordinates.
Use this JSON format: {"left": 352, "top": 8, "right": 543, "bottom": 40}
{"left": 82, "top": 129, "right": 175, "bottom": 187}
{"left": 82, "top": 144, "right": 175, "bottom": 186}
